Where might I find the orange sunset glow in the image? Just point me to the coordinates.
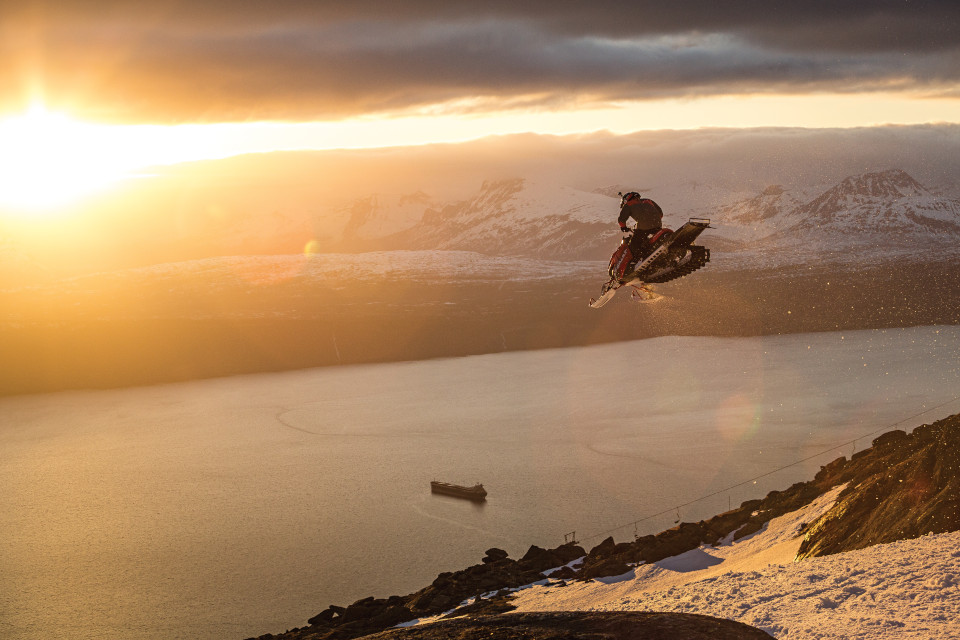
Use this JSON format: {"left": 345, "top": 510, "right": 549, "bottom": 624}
{"left": 3, "top": 3, "right": 960, "bottom": 640}
{"left": 3, "top": 92, "right": 960, "bottom": 213}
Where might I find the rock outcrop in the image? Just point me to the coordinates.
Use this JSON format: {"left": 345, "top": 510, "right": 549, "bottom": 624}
{"left": 797, "top": 414, "right": 960, "bottom": 559}
{"left": 362, "top": 611, "right": 774, "bottom": 639}
{"left": 251, "top": 543, "right": 586, "bottom": 640}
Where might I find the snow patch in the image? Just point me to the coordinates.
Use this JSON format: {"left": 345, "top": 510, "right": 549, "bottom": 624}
{"left": 512, "top": 485, "right": 960, "bottom": 639}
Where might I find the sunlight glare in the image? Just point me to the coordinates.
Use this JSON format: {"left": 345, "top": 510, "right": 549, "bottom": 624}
{"left": 0, "top": 106, "right": 135, "bottom": 211}
{"left": 2, "top": 92, "right": 957, "bottom": 215}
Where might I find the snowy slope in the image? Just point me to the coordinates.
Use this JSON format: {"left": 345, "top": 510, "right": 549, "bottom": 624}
{"left": 506, "top": 485, "right": 960, "bottom": 639}
{"left": 774, "top": 170, "right": 960, "bottom": 242}
{"left": 695, "top": 169, "right": 960, "bottom": 268}
{"left": 710, "top": 184, "right": 824, "bottom": 243}
{"left": 348, "top": 169, "right": 960, "bottom": 266}
{"left": 385, "top": 179, "right": 619, "bottom": 259}
{"left": 339, "top": 191, "right": 434, "bottom": 242}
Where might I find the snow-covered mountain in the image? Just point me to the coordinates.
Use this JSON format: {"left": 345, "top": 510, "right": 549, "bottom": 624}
{"left": 10, "top": 168, "right": 956, "bottom": 282}
{"left": 382, "top": 179, "right": 618, "bottom": 259}
{"left": 713, "top": 184, "right": 820, "bottom": 241}
{"left": 331, "top": 169, "right": 960, "bottom": 265}
{"left": 712, "top": 169, "right": 960, "bottom": 251}
{"left": 338, "top": 191, "right": 433, "bottom": 244}
{"left": 776, "top": 169, "right": 960, "bottom": 241}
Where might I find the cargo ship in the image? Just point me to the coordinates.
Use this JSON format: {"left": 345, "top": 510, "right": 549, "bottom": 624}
{"left": 430, "top": 481, "right": 487, "bottom": 502}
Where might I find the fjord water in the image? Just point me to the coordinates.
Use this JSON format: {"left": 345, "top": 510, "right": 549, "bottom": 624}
{"left": 2, "top": 326, "right": 959, "bottom": 640}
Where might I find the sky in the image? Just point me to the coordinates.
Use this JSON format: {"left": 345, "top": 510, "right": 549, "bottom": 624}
{"left": 1, "top": 1, "right": 960, "bottom": 208}
{"left": 5, "top": 0, "right": 960, "bottom": 123}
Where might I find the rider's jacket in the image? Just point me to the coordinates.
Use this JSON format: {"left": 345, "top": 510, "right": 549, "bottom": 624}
{"left": 618, "top": 197, "right": 663, "bottom": 233}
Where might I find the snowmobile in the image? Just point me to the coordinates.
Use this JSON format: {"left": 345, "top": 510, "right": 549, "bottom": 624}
{"left": 588, "top": 218, "right": 711, "bottom": 308}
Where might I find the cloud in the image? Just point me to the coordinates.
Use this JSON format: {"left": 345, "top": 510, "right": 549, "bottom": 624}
{"left": 4, "top": 1, "right": 960, "bottom": 122}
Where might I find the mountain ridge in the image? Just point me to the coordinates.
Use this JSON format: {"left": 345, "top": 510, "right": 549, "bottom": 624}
{"left": 339, "top": 168, "right": 960, "bottom": 262}
{"left": 4, "top": 168, "right": 959, "bottom": 284}
{"left": 762, "top": 169, "right": 960, "bottom": 243}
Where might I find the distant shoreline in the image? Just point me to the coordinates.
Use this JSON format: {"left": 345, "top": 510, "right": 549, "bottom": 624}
{"left": 2, "top": 260, "right": 959, "bottom": 396}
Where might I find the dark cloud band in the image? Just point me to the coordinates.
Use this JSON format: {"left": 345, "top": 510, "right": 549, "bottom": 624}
{"left": 4, "top": 1, "right": 959, "bottom": 121}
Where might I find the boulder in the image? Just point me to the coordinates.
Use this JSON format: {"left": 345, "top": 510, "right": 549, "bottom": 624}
{"left": 549, "top": 565, "right": 578, "bottom": 580}
{"left": 552, "top": 542, "right": 586, "bottom": 565}
{"left": 872, "top": 429, "right": 908, "bottom": 449}
{"left": 370, "top": 605, "right": 415, "bottom": 628}
{"left": 586, "top": 536, "right": 616, "bottom": 558}
{"left": 481, "top": 548, "right": 509, "bottom": 564}
{"left": 814, "top": 456, "right": 847, "bottom": 483}
{"left": 431, "top": 572, "right": 453, "bottom": 588}
{"left": 637, "top": 522, "right": 703, "bottom": 563}
{"left": 578, "top": 556, "right": 632, "bottom": 581}
{"left": 307, "top": 604, "right": 345, "bottom": 626}
{"left": 518, "top": 545, "right": 558, "bottom": 572}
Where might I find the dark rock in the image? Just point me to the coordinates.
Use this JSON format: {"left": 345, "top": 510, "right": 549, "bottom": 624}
{"left": 518, "top": 545, "right": 557, "bottom": 571}
{"left": 431, "top": 572, "right": 452, "bottom": 588}
{"left": 587, "top": 536, "right": 616, "bottom": 558}
{"left": 637, "top": 522, "right": 703, "bottom": 563}
{"left": 361, "top": 611, "right": 775, "bottom": 639}
{"left": 814, "top": 456, "right": 848, "bottom": 483}
{"left": 872, "top": 429, "right": 909, "bottom": 449}
{"left": 518, "top": 542, "right": 587, "bottom": 573}
{"left": 477, "top": 575, "right": 501, "bottom": 590}
{"left": 851, "top": 448, "right": 872, "bottom": 461}
{"left": 307, "top": 605, "right": 345, "bottom": 626}
{"left": 552, "top": 542, "right": 586, "bottom": 565}
{"left": 427, "top": 593, "right": 452, "bottom": 611}
{"left": 481, "top": 548, "right": 509, "bottom": 564}
{"left": 733, "top": 520, "right": 765, "bottom": 541}
{"left": 578, "top": 556, "right": 633, "bottom": 580}
{"left": 549, "top": 565, "right": 577, "bottom": 580}
{"left": 798, "top": 416, "right": 960, "bottom": 559}
{"left": 341, "top": 598, "right": 384, "bottom": 623}
{"left": 912, "top": 423, "right": 935, "bottom": 442}
{"left": 369, "top": 605, "right": 415, "bottom": 628}
{"left": 442, "top": 593, "right": 517, "bottom": 619}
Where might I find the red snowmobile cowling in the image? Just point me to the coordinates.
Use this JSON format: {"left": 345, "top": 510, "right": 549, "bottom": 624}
{"left": 648, "top": 228, "right": 673, "bottom": 245}
{"left": 609, "top": 242, "right": 633, "bottom": 280}
{"left": 609, "top": 228, "right": 675, "bottom": 281}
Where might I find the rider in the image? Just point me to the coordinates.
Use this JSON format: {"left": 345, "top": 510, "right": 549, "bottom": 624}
{"left": 617, "top": 191, "right": 663, "bottom": 264}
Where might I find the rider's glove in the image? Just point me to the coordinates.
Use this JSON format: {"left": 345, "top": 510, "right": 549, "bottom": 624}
{"left": 620, "top": 226, "right": 632, "bottom": 236}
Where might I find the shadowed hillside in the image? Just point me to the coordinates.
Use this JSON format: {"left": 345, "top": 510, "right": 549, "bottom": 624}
{"left": 2, "top": 258, "right": 960, "bottom": 395}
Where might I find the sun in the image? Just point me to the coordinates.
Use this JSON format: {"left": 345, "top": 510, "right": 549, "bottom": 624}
{"left": 0, "top": 106, "right": 136, "bottom": 213}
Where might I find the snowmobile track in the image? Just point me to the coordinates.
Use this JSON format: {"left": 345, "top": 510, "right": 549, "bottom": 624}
{"left": 645, "top": 246, "right": 710, "bottom": 284}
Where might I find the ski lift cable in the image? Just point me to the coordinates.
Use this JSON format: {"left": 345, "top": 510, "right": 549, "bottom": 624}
{"left": 575, "top": 394, "right": 960, "bottom": 546}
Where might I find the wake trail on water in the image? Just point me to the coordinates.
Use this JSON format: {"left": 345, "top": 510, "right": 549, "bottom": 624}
{"left": 408, "top": 498, "right": 521, "bottom": 547}
{"left": 275, "top": 408, "right": 322, "bottom": 435}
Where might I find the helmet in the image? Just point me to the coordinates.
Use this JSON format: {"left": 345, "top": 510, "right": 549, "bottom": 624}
{"left": 619, "top": 191, "right": 641, "bottom": 206}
